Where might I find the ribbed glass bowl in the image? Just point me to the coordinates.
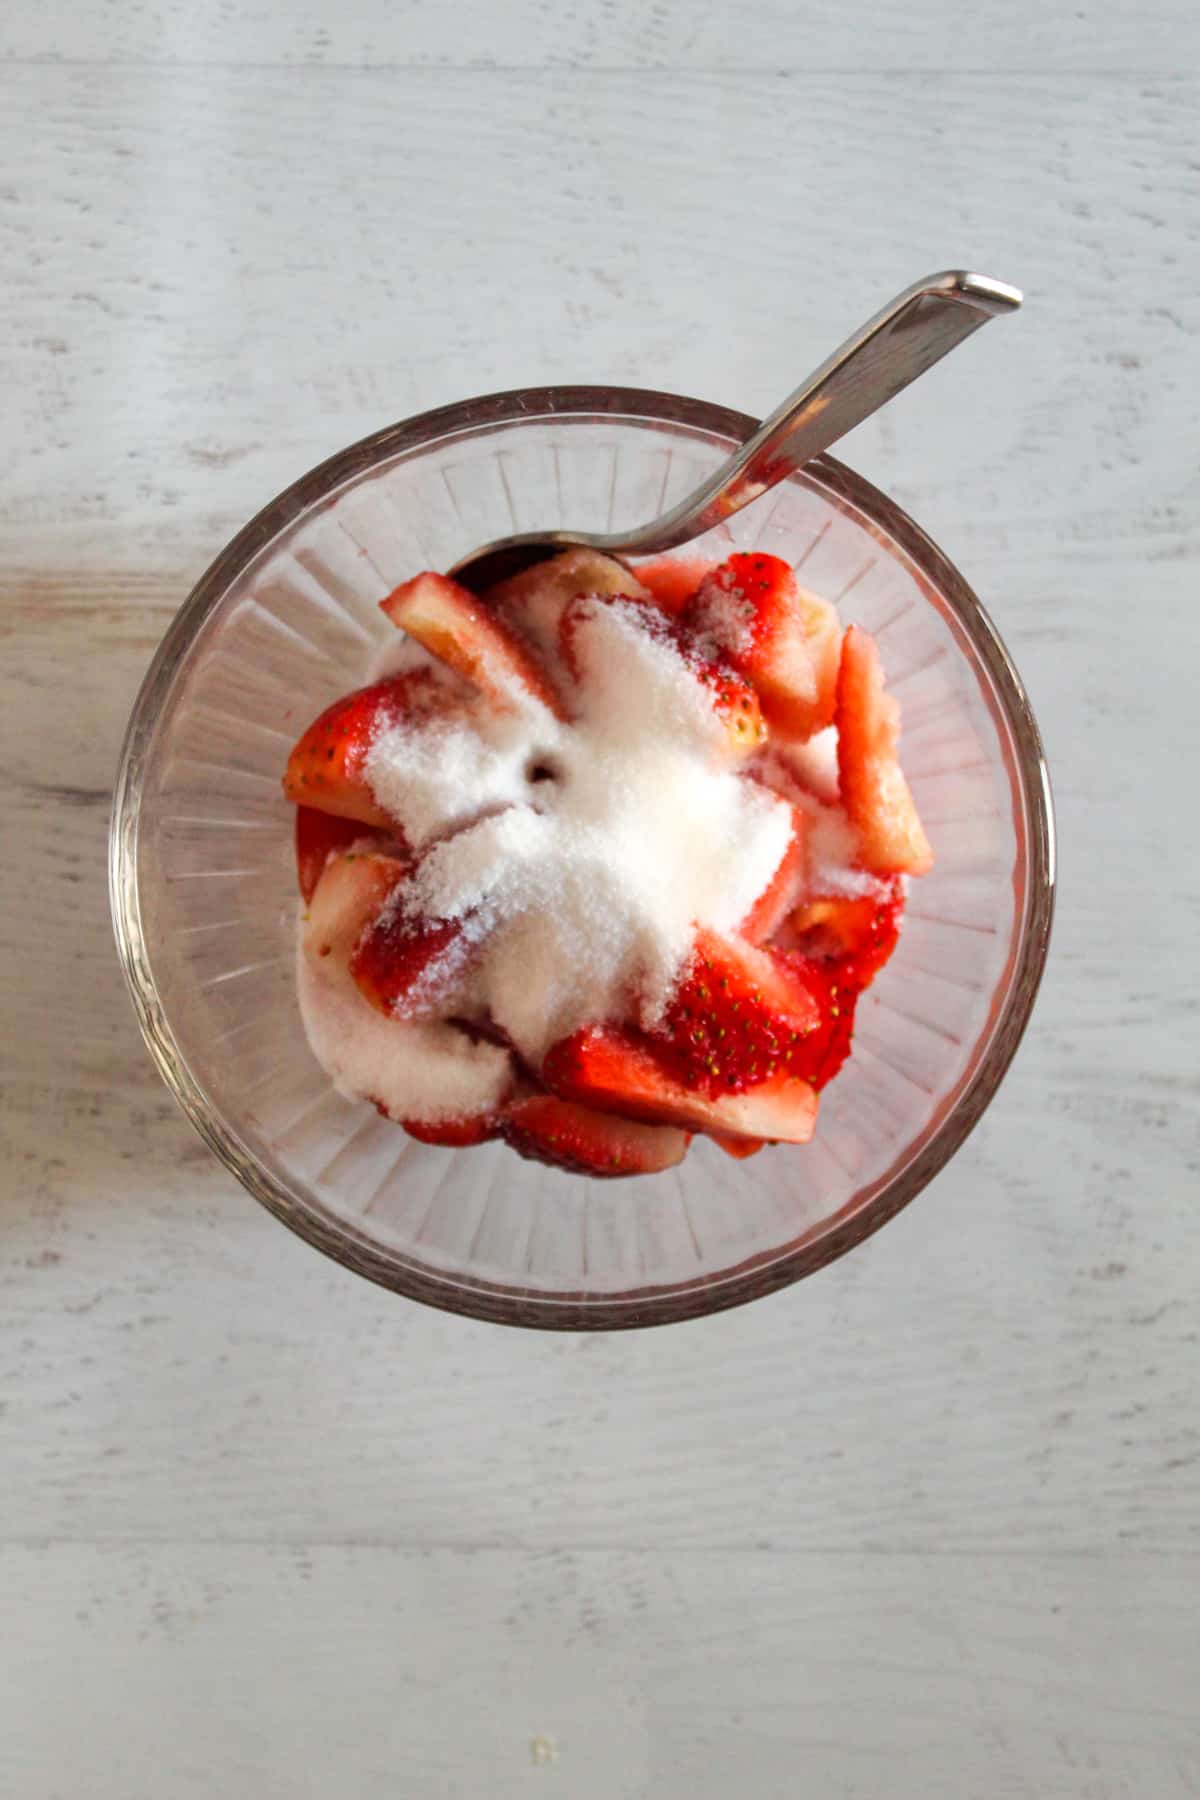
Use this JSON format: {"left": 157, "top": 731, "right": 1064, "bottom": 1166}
{"left": 110, "top": 388, "right": 1054, "bottom": 1328}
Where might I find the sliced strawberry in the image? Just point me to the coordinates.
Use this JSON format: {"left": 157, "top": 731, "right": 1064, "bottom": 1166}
{"left": 710, "top": 1132, "right": 766, "bottom": 1160}
{"left": 380, "top": 571, "right": 565, "bottom": 719}
{"left": 685, "top": 553, "right": 840, "bottom": 740}
{"left": 631, "top": 556, "right": 714, "bottom": 616}
{"left": 402, "top": 1111, "right": 501, "bottom": 1147}
{"left": 283, "top": 669, "right": 448, "bottom": 827}
{"left": 486, "top": 547, "right": 649, "bottom": 648}
{"left": 739, "top": 808, "right": 806, "bottom": 944}
{"left": 543, "top": 1027, "right": 819, "bottom": 1143}
{"left": 295, "top": 807, "right": 381, "bottom": 903}
{"left": 650, "top": 928, "right": 821, "bottom": 1096}
{"left": 684, "top": 649, "right": 767, "bottom": 760}
{"left": 504, "top": 1094, "right": 689, "bottom": 1177}
{"left": 787, "top": 878, "right": 903, "bottom": 988}
{"left": 770, "top": 954, "right": 858, "bottom": 1089}
{"left": 303, "top": 847, "right": 409, "bottom": 979}
{"left": 835, "top": 627, "right": 933, "bottom": 876}
{"left": 351, "top": 894, "right": 477, "bottom": 1020}
{"left": 795, "top": 587, "right": 842, "bottom": 734}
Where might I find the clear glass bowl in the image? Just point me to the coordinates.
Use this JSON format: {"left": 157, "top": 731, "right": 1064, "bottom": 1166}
{"left": 110, "top": 388, "right": 1055, "bottom": 1329}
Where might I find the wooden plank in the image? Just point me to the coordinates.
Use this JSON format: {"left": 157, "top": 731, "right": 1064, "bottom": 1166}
{"left": 2, "top": 0, "right": 1196, "bottom": 73}
{"left": 1, "top": 1544, "right": 1196, "bottom": 1799}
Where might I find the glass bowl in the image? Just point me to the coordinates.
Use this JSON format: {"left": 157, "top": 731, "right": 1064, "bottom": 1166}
{"left": 110, "top": 387, "right": 1055, "bottom": 1329}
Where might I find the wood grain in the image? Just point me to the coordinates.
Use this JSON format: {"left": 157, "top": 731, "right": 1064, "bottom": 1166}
{"left": 1, "top": 0, "right": 1192, "bottom": 72}
{"left": 1, "top": 42, "right": 1198, "bottom": 1800}
{"left": 1, "top": 1546, "right": 1196, "bottom": 1800}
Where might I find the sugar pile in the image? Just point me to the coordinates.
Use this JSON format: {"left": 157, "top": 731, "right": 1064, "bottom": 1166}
{"left": 299, "top": 585, "right": 858, "bottom": 1123}
{"left": 297, "top": 946, "right": 512, "bottom": 1122}
{"left": 372, "top": 599, "right": 792, "bottom": 1061}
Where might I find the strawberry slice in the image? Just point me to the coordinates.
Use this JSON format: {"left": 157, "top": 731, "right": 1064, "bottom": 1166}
{"left": 795, "top": 587, "right": 842, "bottom": 735}
{"left": 504, "top": 1094, "right": 690, "bottom": 1177}
{"left": 295, "top": 807, "right": 381, "bottom": 903}
{"left": 486, "top": 547, "right": 650, "bottom": 648}
{"left": 710, "top": 1132, "right": 766, "bottom": 1160}
{"left": 835, "top": 627, "right": 933, "bottom": 876}
{"left": 401, "top": 1111, "right": 501, "bottom": 1148}
{"left": 631, "top": 556, "right": 714, "bottom": 616}
{"left": 303, "top": 847, "right": 409, "bottom": 980}
{"left": 739, "top": 808, "right": 806, "bottom": 944}
{"left": 558, "top": 594, "right": 765, "bottom": 760}
{"left": 685, "top": 553, "right": 841, "bottom": 739}
{"left": 351, "top": 895, "right": 477, "bottom": 1020}
{"left": 650, "top": 928, "right": 821, "bottom": 1096}
{"left": 770, "top": 954, "right": 858, "bottom": 1089}
{"left": 685, "top": 650, "right": 768, "bottom": 760}
{"left": 787, "top": 878, "right": 903, "bottom": 989}
{"left": 380, "top": 571, "right": 565, "bottom": 719}
{"left": 543, "top": 1028, "right": 819, "bottom": 1143}
{"left": 283, "top": 669, "right": 448, "bottom": 827}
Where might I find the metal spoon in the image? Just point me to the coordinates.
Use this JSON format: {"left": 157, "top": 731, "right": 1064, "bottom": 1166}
{"left": 451, "top": 269, "right": 1021, "bottom": 593}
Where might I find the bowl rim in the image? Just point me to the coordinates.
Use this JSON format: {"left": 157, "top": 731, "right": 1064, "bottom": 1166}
{"left": 110, "top": 384, "right": 1056, "bottom": 1330}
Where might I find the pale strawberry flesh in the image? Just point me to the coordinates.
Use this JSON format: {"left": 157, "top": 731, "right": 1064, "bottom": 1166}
{"left": 685, "top": 552, "right": 840, "bottom": 740}
{"left": 543, "top": 1027, "right": 819, "bottom": 1143}
{"left": 381, "top": 571, "right": 565, "bottom": 719}
{"left": 303, "top": 849, "right": 410, "bottom": 982}
{"left": 835, "top": 626, "right": 933, "bottom": 876}
{"left": 631, "top": 556, "right": 714, "bottom": 616}
{"left": 504, "top": 1094, "right": 690, "bottom": 1177}
{"left": 295, "top": 806, "right": 380, "bottom": 903}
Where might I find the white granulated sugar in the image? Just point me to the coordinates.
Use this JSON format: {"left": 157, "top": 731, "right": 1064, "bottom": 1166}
{"left": 365, "top": 706, "right": 548, "bottom": 851}
{"left": 775, "top": 726, "right": 840, "bottom": 804}
{"left": 755, "top": 744, "right": 876, "bottom": 899}
{"left": 297, "top": 944, "right": 512, "bottom": 1122}
{"left": 300, "top": 586, "right": 810, "bottom": 1107}
{"left": 687, "top": 575, "right": 755, "bottom": 659}
{"left": 800, "top": 796, "right": 880, "bottom": 898}
{"left": 389, "top": 598, "right": 794, "bottom": 1059}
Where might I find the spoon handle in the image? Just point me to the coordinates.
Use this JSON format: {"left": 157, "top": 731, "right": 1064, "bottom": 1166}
{"left": 612, "top": 270, "right": 1022, "bottom": 556}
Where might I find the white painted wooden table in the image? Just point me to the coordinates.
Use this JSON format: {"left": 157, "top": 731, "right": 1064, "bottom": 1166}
{"left": 2, "top": 5, "right": 1197, "bottom": 1795}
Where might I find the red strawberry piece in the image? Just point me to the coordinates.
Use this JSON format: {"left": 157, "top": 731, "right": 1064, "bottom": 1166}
{"left": 543, "top": 1027, "right": 819, "bottom": 1143}
{"left": 710, "top": 1132, "right": 766, "bottom": 1160}
{"left": 835, "top": 626, "right": 933, "bottom": 876}
{"left": 303, "top": 847, "right": 409, "bottom": 979}
{"left": 683, "top": 648, "right": 768, "bottom": 760}
{"left": 401, "top": 1112, "right": 502, "bottom": 1148}
{"left": 739, "top": 808, "right": 806, "bottom": 944}
{"left": 294, "top": 806, "right": 382, "bottom": 903}
{"left": 504, "top": 1094, "right": 690, "bottom": 1177}
{"left": 380, "top": 571, "right": 566, "bottom": 719}
{"left": 351, "top": 896, "right": 477, "bottom": 1020}
{"left": 630, "top": 556, "right": 715, "bottom": 616}
{"left": 650, "top": 927, "right": 821, "bottom": 1097}
{"left": 685, "top": 553, "right": 841, "bottom": 739}
{"left": 283, "top": 668, "right": 448, "bottom": 827}
{"left": 787, "top": 878, "right": 904, "bottom": 989}
{"left": 770, "top": 954, "right": 858, "bottom": 1090}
